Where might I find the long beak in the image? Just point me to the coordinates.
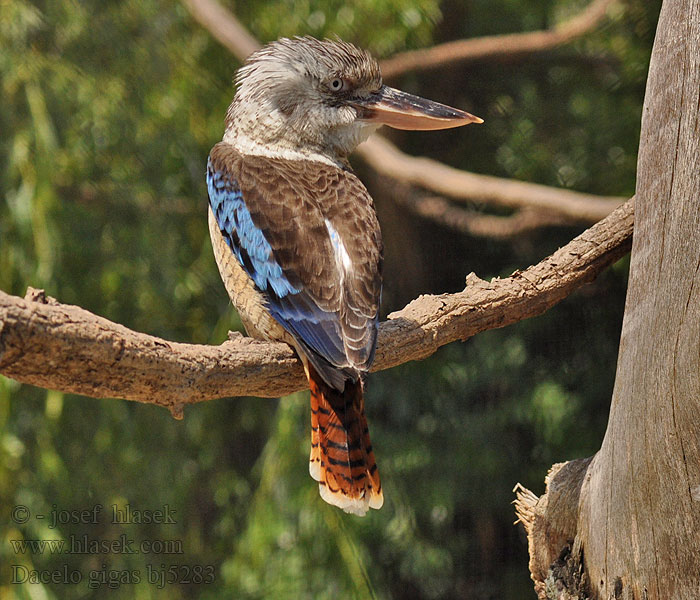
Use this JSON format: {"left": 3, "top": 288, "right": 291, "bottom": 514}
{"left": 353, "top": 85, "right": 483, "bottom": 131}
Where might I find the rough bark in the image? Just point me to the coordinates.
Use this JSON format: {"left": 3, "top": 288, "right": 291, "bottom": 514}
{"left": 515, "top": 1, "right": 700, "bottom": 597}
{"left": 0, "top": 198, "right": 632, "bottom": 415}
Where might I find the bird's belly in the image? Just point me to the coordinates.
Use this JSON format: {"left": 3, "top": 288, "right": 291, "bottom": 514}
{"left": 208, "top": 206, "right": 292, "bottom": 344}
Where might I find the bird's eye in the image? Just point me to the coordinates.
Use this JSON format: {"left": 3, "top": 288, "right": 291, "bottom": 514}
{"left": 330, "top": 78, "right": 345, "bottom": 92}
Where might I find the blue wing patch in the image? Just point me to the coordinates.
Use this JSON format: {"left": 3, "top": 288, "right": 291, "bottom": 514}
{"left": 207, "top": 162, "right": 298, "bottom": 298}
{"left": 207, "top": 156, "right": 354, "bottom": 388}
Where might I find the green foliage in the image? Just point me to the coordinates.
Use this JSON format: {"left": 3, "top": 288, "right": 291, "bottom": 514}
{"left": 0, "top": 0, "right": 658, "bottom": 598}
{"left": 238, "top": 0, "right": 441, "bottom": 57}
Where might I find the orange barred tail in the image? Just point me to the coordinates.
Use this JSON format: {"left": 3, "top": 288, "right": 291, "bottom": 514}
{"left": 307, "top": 363, "right": 383, "bottom": 516}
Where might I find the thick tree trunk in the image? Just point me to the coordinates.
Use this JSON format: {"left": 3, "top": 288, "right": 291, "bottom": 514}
{"left": 515, "top": 0, "right": 700, "bottom": 598}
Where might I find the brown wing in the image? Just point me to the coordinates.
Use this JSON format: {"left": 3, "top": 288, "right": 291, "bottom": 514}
{"left": 207, "top": 143, "right": 383, "bottom": 389}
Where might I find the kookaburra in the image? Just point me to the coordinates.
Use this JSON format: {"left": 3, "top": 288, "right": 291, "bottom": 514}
{"left": 207, "top": 36, "right": 481, "bottom": 515}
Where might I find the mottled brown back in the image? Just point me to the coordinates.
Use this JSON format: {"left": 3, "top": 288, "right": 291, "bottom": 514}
{"left": 209, "top": 142, "right": 383, "bottom": 386}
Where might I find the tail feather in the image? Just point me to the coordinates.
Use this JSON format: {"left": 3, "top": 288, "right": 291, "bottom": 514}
{"left": 307, "top": 363, "right": 383, "bottom": 516}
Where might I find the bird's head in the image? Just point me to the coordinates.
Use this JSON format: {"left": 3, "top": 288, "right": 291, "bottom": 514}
{"left": 225, "top": 37, "right": 482, "bottom": 163}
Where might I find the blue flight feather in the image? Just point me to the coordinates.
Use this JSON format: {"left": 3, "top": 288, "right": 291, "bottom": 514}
{"left": 207, "top": 162, "right": 298, "bottom": 298}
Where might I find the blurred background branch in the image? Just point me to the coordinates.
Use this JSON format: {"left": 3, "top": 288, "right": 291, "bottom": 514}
{"left": 379, "top": 0, "right": 618, "bottom": 78}
{"left": 356, "top": 135, "right": 624, "bottom": 224}
{"left": 395, "top": 193, "right": 570, "bottom": 239}
{"left": 181, "top": 0, "right": 261, "bottom": 58}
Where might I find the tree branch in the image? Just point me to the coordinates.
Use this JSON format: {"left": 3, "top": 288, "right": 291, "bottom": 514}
{"left": 379, "top": 0, "right": 618, "bottom": 79}
{"left": 356, "top": 135, "right": 624, "bottom": 224}
{"left": 401, "top": 194, "right": 570, "bottom": 238}
{"left": 374, "top": 174, "right": 572, "bottom": 238}
{"left": 0, "top": 198, "right": 633, "bottom": 414}
{"left": 181, "top": 0, "right": 261, "bottom": 59}
{"left": 180, "top": 0, "right": 618, "bottom": 81}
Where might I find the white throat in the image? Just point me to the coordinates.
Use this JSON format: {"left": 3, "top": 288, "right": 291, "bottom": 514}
{"left": 223, "top": 130, "right": 343, "bottom": 168}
